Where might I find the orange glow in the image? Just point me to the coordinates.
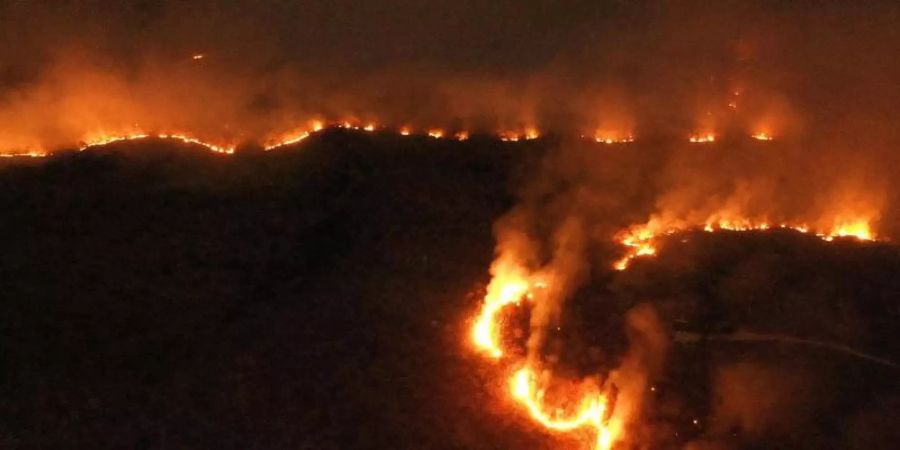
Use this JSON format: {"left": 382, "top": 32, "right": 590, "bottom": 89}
{"left": 829, "top": 219, "right": 874, "bottom": 241}
{"left": 592, "top": 131, "right": 634, "bottom": 144}
{"left": 363, "top": 123, "right": 376, "bottom": 132}
{"left": 428, "top": 129, "right": 444, "bottom": 139}
{"left": 79, "top": 132, "right": 150, "bottom": 150}
{"left": 472, "top": 275, "right": 529, "bottom": 358}
{"left": 472, "top": 264, "right": 617, "bottom": 449}
{"left": 263, "top": 120, "right": 331, "bottom": 150}
{"left": 0, "top": 151, "right": 47, "bottom": 158}
{"left": 455, "top": 131, "right": 470, "bottom": 141}
{"left": 689, "top": 133, "right": 716, "bottom": 143}
{"left": 264, "top": 131, "right": 310, "bottom": 151}
{"left": 79, "top": 132, "right": 234, "bottom": 154}
{"left": 511, "top": 368, "right": 614, "bottom": 450}
{"left": 499, "top": 129, "right": 539, "bottom": 142}
{"left": 158, "top": 133, "right": 234, "bottom": 154}
{"left": 613, "top": 216, "right": 877, "bottom": 270}
{"left": 400, "top": 127, "right": 411, "bottom": 136}
{"left": 471, "top": 261, "right": 615, "bottom": 450}
{"left": 191, "top": 54, "right": 204, "bottom": 60}
{"left": 751, "top": 132, "right": 773, "bottom": 141}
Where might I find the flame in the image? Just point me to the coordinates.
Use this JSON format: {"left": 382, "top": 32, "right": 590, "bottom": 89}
{"left": 1, "top": 117, "right": 811, "bottom": 157}
{"left": 263, "top": 119, "right": 330, "bottom": 150}
{"left": 472, "top": 266, "right": 617, "bottom": 449}
{"left": 158, "top": 133, "right": 234, "bottom": 154}
{"left": 0, "top": 151, "right": 48, "bottom": 158}
{"left": 511, "top": 368, "right": 614, "bottom": 450}
{"left": 78, "top": 132, "right": 234, "bottom": 154}
{"left": 191, "top": 54, "right": 204, "bottom": 60}
{"left": 689, "top": 133, "right": 716, "bottom": 143}
{"left": 79, "top": 132, "right": 150, "bottom": 149}
{"left": 264, "top": 131, "right": 310, "bottom": 151}
{"left": 613, "top": 216, "right": 877, "bottom": 270}
{"left": 829, "top": 219, "right": 873, "bottom": 240}
{"left": 472, "top": 276, "right": 529, "bottom": 358}
{"left": 500, "top": 129, "right": 540, "bottom": 142}
{"left": 591, "top": 131, "right": 635, "bottom": 144}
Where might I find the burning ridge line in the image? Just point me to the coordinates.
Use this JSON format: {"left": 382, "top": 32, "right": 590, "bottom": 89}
{"left": 2, "top": 121, "right": 783, "bottom": 158}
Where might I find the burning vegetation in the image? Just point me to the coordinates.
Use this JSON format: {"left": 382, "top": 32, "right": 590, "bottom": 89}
{"left": 2, "top": 1, "right": 900, "bottom": 449}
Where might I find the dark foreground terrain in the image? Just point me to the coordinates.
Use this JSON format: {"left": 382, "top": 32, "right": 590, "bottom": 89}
{"left": 0, "top": 131, "right": 897, "bottom": 449}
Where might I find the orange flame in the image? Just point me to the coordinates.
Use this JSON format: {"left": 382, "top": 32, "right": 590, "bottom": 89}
{"left": 78, "top": 132, "right": 234, "bottom": 154}
{"left": 591, "top": 131, "right": 635, "bottom": 144}
{"left": 511, "top": 368, "right": 614, "bottom": 450}
{"left": 0, "top": 151, "right": 48, "bottom": 158}
{"left": 689, "top": 133, "right": 716, "bottom": 143}
{"left": 613, "top": 216, "right": 876, "bottom": 270}
{"left": 472, "top": 266, "right": 617, "bottom": 449}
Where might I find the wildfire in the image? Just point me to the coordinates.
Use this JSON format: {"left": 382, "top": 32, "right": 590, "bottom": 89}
{"left": 79, "top": 133, "right": 150, "bottom": 150}
{"left": 472, "top": 265, "right": 617, "bottom": 449}
{"left": 0, "top": 151, "right": 48, "bottom": 158}
{"left": 77, "top": 132, "right": 235, "bottom": 154}
{"left": 158, "top": 133, "right": 234, "bottom": 154}
{"left": 613, "top": 216, "right": 877, "bottom": 270}
{"left": 828, "top": 219, "right": 874, "bottom": 241}
{"left": 500, "top": 129, "right": 540, "bottom": 142}
{"left": 471, "top": 275, "right": 530, "bottom": 358}
{"left": 263, "top": 119, "right": 377, "bottom": 150}
{"left": 590, "top": 131, "right": 635, "bottom": 144}
{"left": 1, "top": 119, "right": 804, "bottom": 157}
{"left": 689, "top": 133, "right": 716, "bottom": 143}
{"left": 511, "top": 368, "right": 614, "bottom": 450}
{"left": 264, "top": 131, "right": 310, "bottom": 151}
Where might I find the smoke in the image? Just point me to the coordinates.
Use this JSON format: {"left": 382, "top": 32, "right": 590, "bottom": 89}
{"left": 605, "top": 304, "right": 670, "bottom": 446}
{"left": 4, "top": 1, "right": 900, "bottom": 156}
{"left": 476, "top": 3, "right": 900, "bottom": 439}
